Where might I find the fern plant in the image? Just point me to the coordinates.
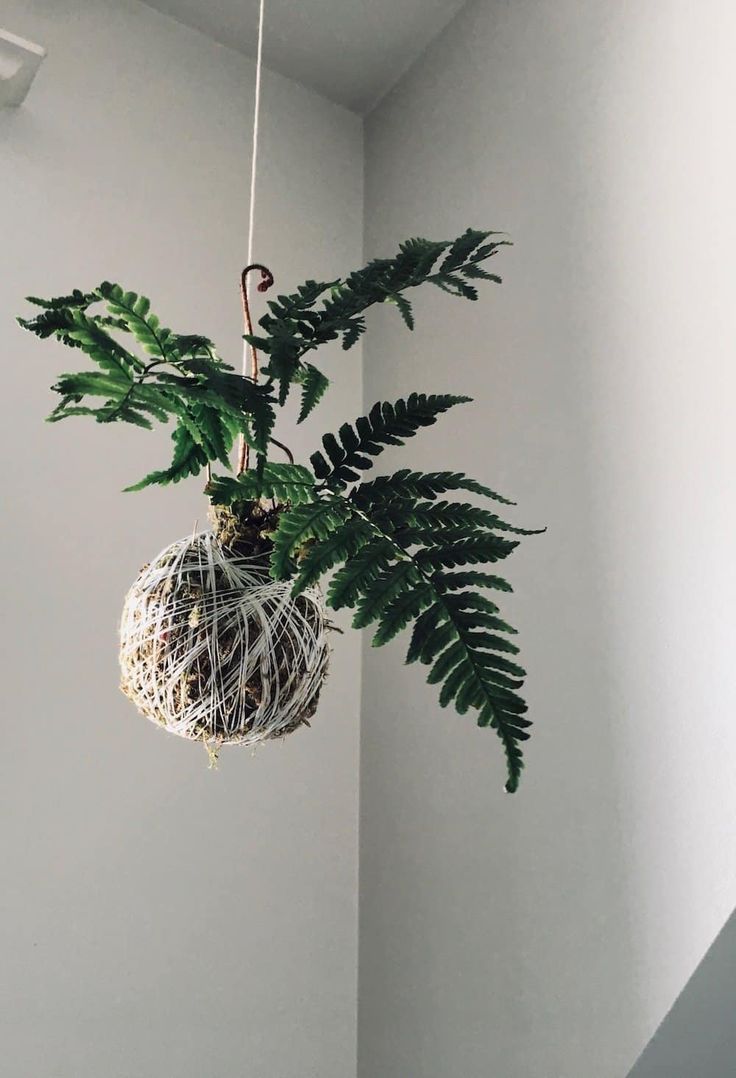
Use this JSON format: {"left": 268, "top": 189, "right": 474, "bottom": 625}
{"left": 18, "top": 229, "right": 542, "bottom": 791}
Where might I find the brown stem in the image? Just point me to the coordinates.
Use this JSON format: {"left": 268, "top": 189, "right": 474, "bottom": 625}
{"left": 270, "top": 437, "right": 295, "bottom": 464}
{"left": 238, "top": 263, "right": 274, "bottom": 474}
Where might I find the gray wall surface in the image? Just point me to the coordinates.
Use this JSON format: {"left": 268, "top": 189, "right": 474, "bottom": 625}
{"left": 628, "top": 909, "right": 736, "bottom": 1076}
{"left": 360, "top": 1, "right": 736, "bottom": 1076}
{"left": 0, "top": 2, "right": 363, "bottom": 1076}
{"left": 4, "top": 2, "right": 736, "bottom": 1077}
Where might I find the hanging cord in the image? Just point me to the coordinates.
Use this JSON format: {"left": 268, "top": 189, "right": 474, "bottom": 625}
{"left": 245, "top": 0, "right": 265, "bottom": 291}
{"left": 238, "top": 0, "right": 268, "bottom": 475}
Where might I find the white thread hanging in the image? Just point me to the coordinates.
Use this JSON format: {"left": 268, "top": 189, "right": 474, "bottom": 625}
{"left": 119, "top": 530, "right": 330, "bottom": 748}
{"left": 241, "top": 0, "right": 266, "bottom": 381}
{"left": 118, "top": 3, "right": 333, "bottom": 754}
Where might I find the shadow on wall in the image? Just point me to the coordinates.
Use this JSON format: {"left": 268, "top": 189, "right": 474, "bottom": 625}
{"left": 359, "top": 3, "right": 651, "bottom": 1076}
{"left": 359, "top": 0, "right": 736, "bottom": 1076}
{"left": 628, "top": 907, "right": 736, "bottom": 1076}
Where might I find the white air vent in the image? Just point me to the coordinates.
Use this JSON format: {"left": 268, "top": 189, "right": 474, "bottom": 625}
{"left": 0, "top": 28, "right": 46, "bottom": 107}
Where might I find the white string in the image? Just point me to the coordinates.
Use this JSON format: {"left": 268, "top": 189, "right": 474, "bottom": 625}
{"left": 119, "top": 530, "right": 330, "bottom": 747}
{"left": 242, "top": 0, "right": 266, "bottom": 379}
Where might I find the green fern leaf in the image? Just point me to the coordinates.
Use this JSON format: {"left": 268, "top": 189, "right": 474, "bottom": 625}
{"left": 431, "top": 570, "right": 513, "bottom": 593}
{"left": 439, "top": 229, "right": 491, "bottom": 271}
{"left": 354, "top": 469, "right": 516, "bottom": 506}
{"left": 415, "top": 536, "right": 519, "bottom": 568}
{"left": 431, "top": 275, "right": 479, "bottom": 301}
{"left": 352, "top": 560, "right": 421, "bottom": 629}
{"left": 59, "top": 310, "right": 141, "bottom": 379}
{"left": 208, "top": 463, "right": 316, "bottom": 507}
{"left": 247, "top": 228, "right": 510, "bottom": 406}
{"left": 270, "top": 499, "right": 351, "bottom": 579}
{"left": 97, "top": 282, "right": 173, "bottom": 359}
{"left": 386, "top": 293, "right": 414, "bottom": 330}
{"left": 188, "top": 402, "right": 232, "bottom": 469}
{"left": 125, "top": 425, "right": 206, "bottom": 491}
{"left": 373, "top": 499, "right": 542, "bottom": 539}
{"left": 371, "top": 583, "right": 434, "bottom": 646}
{"left": 310, "top": 394, "right": 472, "bottom": 488}
{"left": 298, "top": 363, "right": 330, "bottom": 423}
{"left": 462, "top": 264, "right": 503, "bottom": 284}
{"left": 342, "top": 317, "right": 366, "bottom": 350}
{"left": 25, "top": 290, "right": 98, "bottom": 310}
{"left": 327, "top": 539, "right": 397, "bottom": 610}
{"left": 292, "top": 517, "right": 373, "bottom": 595}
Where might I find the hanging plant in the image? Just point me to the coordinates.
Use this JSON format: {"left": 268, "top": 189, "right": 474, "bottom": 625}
{"left": 18, "top": 229, "right": 543, "bottom": 791}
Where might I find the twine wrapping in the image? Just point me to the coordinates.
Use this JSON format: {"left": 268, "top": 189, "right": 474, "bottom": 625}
{"left": 119, "top": 530, "right": 330, "bottom": 748}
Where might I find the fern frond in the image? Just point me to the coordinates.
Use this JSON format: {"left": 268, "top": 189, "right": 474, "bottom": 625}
{"left": 413, "top": 595, "right": 529, "bottom": 791}
{"left": 415, "top": 536, "right": 519, "bottom": 568}
{"left": 353, "top": 469, "right": 516, "bottom": 506}
{"left": 352, "top": 560, "right": 422, "bottom": 629}
{"left": 270, "top": 498, "right": 351, "bottom": 579}
{"left": 125, "top": 425, "right": 207, "bottom": 491}
{"left": 371, "top": 583, "right": 435, "bottom": 646}
{"left": 310, "top": 394, "right": 471, "bottom": 488}
{"left": 207, "top": 463, "right": 316, "bottom": 507}
{"left": 25, "top": 290, "right": 98, "bottom": 311}
{"left": 385, "top": 292, "right": 414, "bottom": 330}
{"left": 247, "top": 228, "right": 508, "bottom": 409}
{"left": 269, "top": 481, "right": 538, "bottom": 790}
{"left": 373, "top": 499, "right": 542, "bottom": 539}
{"left": 297, "top": 363, "right": 330, "bottom": 423}
{"left": 326, "top": 539, "right": 398, "bottom": 610}
{"left": 291, "top": 517, "right": 374, "bottom": 594}
{"left": 440, "top": 229, "right": 496, "bottom": 272}
{"left": 97, "top": 282, "right": 173, "bottom": 360}
{"left": 431, "top": 570, "right": 513, "bottom": 593}
{"left": 19, "top": 286, "right": 280, "bottom": 487}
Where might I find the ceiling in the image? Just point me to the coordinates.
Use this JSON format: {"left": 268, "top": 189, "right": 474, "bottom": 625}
{"left": 140, "top": 0, "right": 468, "bottom": 114}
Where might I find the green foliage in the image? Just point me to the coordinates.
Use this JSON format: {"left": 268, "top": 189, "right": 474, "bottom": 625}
{"left": 261, "top": 393, "right": 543, "bottom": 792}
{"left": 297, "top": 363, "right": 330, "bottom": 422}
{"left": 245, "top": 228, "right": 509, "bottom": 410}
{"left": 270, "top": 498, "right": 353, "bottom": 579}
{"left": 354, "top": 468, "right": 516, "bottom": 506}
{"left": 19, "top": 282, "right": 277, "bottom": 490}
{"left": 207, "top": 462, "right": 316, "bottom": 507}
{"left": 310, "top": 394, "right": 471, "bottom": 489}
{"left": 18, "top": 228, "right": 506, "bottom": 483}
{"left": 125, "top": 424, "right": 208, "bottom": 491}
{"left": 18, "top": 227, "right": 543, "bottom": 789}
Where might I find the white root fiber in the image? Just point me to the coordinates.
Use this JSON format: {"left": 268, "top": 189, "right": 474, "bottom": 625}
{"left": 119, "top": 530, "right": 330, "bottom": 749}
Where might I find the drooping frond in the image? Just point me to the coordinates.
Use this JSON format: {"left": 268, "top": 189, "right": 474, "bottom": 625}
{"left": 290, "top": 516, "right": 374, "bottom": 594}
{"left": 270, "top": 497, "right": 353, "bottom": 579}
{"left": 366, "top": 499, "right": 544, "bottom": 538}
{"left": 267, "top": 426, "right": 541, "bottom": 790}
{"left": 353, "top": 468, "right": 516, "bottom": 506}
{"left": 207, "top": 463, "right": 316, "bottom": 507}
{"left": 18, "top": 230, "right": 542, "bottom": 789}
{"left": 18, "top": 284, "right": 277, "bottom": 488}
{"left": 297, "top": 363, "right": 330, "bottom": 422}
{"left": 310, "top": 394, "right": 471, "bottom": 489}
{"left": 24, "top": 290, "right": 99, "bottom": 311}
{"left": 244, "top": 228, "right": 509, "bottom": 410}
{"left": 125, "top": 425, "right": 209, "bottom": 491}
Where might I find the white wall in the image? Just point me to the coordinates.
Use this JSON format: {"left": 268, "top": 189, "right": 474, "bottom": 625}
{"left": 5, "top": 3, "right": 736, "bottom": 1076}
{"left": 0, "top": 3, "right": 362, "bottom": 1076}
{"left": 360, "top": 2, "right": 736, "bottom": 1076}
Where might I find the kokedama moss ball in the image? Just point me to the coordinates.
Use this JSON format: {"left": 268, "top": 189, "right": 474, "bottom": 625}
{"left": 119, "top": 507, "right": 330, "bottom": 747}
